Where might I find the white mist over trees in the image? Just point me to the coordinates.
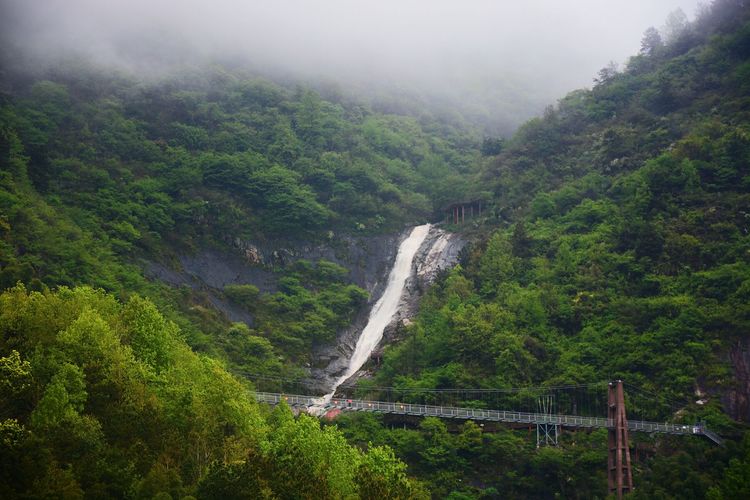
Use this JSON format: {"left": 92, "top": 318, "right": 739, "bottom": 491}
{"left": 0, "top": 0, "right": 701, "bottom": 133}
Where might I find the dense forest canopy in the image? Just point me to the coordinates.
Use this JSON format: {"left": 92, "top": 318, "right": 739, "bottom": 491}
{"left": 335, "top": 1, "right": 750, "bottom": 497}
{"left": 0, "top": 17, "right": 477, "bottom": 499}
{"left": 0, "top": 59, "right": 481, "bottom": 386}
{"left": 0, "top": 285, "right": 426, "bottom": 498}
{"left": 2, "top": 0, "right": 750, "bottom": 498}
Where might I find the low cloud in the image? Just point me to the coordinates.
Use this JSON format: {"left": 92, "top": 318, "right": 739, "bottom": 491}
{"left": 1, "top": 0, "right": 702, "bottom": 132}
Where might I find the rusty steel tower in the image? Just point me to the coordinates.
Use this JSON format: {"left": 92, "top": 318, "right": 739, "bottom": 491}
{"left": 608, "top": 380, "right": 633, "bottom": 499}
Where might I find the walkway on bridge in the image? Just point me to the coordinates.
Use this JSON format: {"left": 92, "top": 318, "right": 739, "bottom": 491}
{"left": 253, "top": 391, "right": 722, "bottom": 443}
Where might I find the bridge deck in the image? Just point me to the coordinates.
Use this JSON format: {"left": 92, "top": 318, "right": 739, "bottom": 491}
{"left": 254, "top": 392, "right": 716, "bottom": 439}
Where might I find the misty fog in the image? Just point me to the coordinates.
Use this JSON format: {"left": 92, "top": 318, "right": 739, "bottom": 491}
{"left": 1, "top": 0, "right": 702, "bottom": 133}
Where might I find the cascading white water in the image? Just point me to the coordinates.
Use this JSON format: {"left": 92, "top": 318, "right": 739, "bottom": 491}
{"left": 319, "top": 223, "right": 431, "bottom": 404}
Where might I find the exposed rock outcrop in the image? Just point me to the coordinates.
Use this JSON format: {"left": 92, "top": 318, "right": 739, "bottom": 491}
{"left": 145, "top": 225, "right": 465, "bottom": 395}
{"left": 309, "top": 225, "right": 466, "bottom": 393}
{"left": 723, "top": 336, "right": 750, "bottom": 422}
{"left": 145, "top": 231, "right": 403, "bottom": 330}
{"left": 227, "top": 233, "right": 403, "bottom": 292}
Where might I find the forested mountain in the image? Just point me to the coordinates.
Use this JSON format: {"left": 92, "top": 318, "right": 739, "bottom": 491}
{"left": 334, "top": 1, "right": 750, "bottom": 498}
{"left": 0, "top": 41, "right": 476, "bottom": 500}
{"left": 0, "top": 60, "right": 476, "bottom": 271}
{"left": 0, "top": 60, "right": 481, "bottom": 381}
{"left": 2, "top": 0, "right": 750, "bottom": 498}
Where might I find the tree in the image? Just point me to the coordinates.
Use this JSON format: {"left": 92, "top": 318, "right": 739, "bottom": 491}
{"left": 0, "top": 350, "right": 32, "bottom": 419}
{"left": 250, "top": 408, "right": 361, "bottom": 498}
{"left": 511, "top": 221, "right": 533, "bottom": 258}
{"left": 640, "top": 27, "right": 664, "bottom": 56}
{"left": 30, "top": 364, "right": 88, "bottom": 430}
{"left": 707, "top": 447, "right": 750, "bottom": 499}
{"left": 481, "top": 137, "right": 505, "bottom": 156}
{"left": 663, "top": 8, "right": 689, "bottom": 43}
{"left": 594, "top": 61, "right": 619, "bottom": 86}
{"left": 223, "top": 284, "right": 260, "bottom": 310}
{"left": 246, "top": 166, "right": 331, "bottom": 233}
{"left": 357, "top": 445, "right": 428, "bottom": 499}
{"left": 120, "top": 295, "right": 177, "bottom": 372}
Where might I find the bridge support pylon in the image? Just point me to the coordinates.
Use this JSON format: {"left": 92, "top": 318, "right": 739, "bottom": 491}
{"left": 608, "top": 380, "right": 633, "bottom": 499}
{"left": 536, "top": 394, "right": 559, "bottom": 447}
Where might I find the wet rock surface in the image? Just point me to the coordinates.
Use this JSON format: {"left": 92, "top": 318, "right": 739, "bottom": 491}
{"left": 144, "top": 231, "right": 402, "bottom": 337}
{"left": 309, "top": 225, "right": 466, "bottom": 393}
{"left": 145, "top": 226, "right": 465, "bottom": 395}
{"left": 225, "top": 233, "right": 404, "bottom": 292}
{"left": 145, "top": 251, "right": 269, "bottom": 325}
{"left": 723, "top": 336, "right": 750, "bottom": 422}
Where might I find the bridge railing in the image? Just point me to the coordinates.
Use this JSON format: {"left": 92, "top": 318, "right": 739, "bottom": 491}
{"left": 254, "top": 392, "right": 710, "bottom": 437}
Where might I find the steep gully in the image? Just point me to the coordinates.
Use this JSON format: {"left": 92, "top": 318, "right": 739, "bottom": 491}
{"left": 146, "top": 223, "right": 464, "bottom": 396}
{"left": 310, "top": 224, "right": 463, "bottom": 395}
{"left": 320, "top": 224, "right": 431, "bottom": 403}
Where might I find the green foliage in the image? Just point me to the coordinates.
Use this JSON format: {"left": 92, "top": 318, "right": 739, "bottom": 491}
{"left": 2, "top": 2, "right": 750, "bottom": 498}
{"left": 357, "top": 444, "right": 427, "bottom": 499}
{"left": 0, "top": 350, "right": 31, "bottom": 412}
{"left": 707, "top": 434, "right": 750, "bottom": 499}
{"left": 248, "top": 260, "right": 369, "bottom": 361}
{"left": 0, "top": 59, "right": 476, "bottom": 397}
{"left": 223, "top": 284, "right": 260, "bottom": 310}
{"left": 339, "top": 6, "right": 750, "bottom": 498}
{"left": 120, "top": 296, "right": 179, "bottom": 372}
{"left": 1, "top": 65, "right": 477, "bottom": 249}
{"left": 335, "top": 412, "right": 609, "bottom": 499}
{"left": 0, "top": 285, "right": 419, "bottom": 498}
{"left": 245, "top": 165, "right": 331, "bottom": 233}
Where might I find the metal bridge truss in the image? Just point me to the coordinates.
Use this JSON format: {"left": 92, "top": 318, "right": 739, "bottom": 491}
{"left": 536, "top": 394, "right": 558, "bottom": 447}
{"left": 253, "top": 391, "right": 721, "bottom": 442}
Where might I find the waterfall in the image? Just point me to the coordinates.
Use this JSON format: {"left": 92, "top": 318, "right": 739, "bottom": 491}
{"left": 320, "top": 223, "right": 431, "bottom": 404}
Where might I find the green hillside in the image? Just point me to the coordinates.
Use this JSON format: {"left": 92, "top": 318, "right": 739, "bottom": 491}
{"left": 334, "top": 2, "right": 750, "bottom": 498}
{"left": 0, "top": 62, "right": 476, "bottom": 286}
{"left": 0, "top": 46, "right": 476, "bottom": 500}
{"left": 0, "top": 285, "right": 426, "bottom": 498}
{"left": 0, "top": 61, "right": 481, "bottom": 379}
{"left": 2, "top": 0, "right": 750, "bottom": 498}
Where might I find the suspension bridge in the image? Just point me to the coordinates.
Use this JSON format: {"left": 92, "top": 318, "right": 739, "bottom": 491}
{"left": 248, "top": 377, "right": 723, "bottom": 499}
{"left": 253, "top": 390, "right": 718, "bottom": 439}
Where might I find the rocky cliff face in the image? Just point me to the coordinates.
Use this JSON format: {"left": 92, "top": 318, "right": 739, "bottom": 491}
{"left": 723, "top": 336, "right": 750, "bottom": 422}
{"left": 309, "top": 225, "right": 466, "bottom": 393}
{"left": 225, "top": 232, "right": 404, "bottom": 293}
{"left": 146, "top": 225, "right": 465, "bottom": 394}
{"left": 146, "top": 231, "right": 404, "bottom": 326}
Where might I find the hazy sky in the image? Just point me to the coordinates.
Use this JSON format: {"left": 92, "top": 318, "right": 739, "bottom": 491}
{"left": 1, "top": 0, "right": 703, "bottom": 131}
